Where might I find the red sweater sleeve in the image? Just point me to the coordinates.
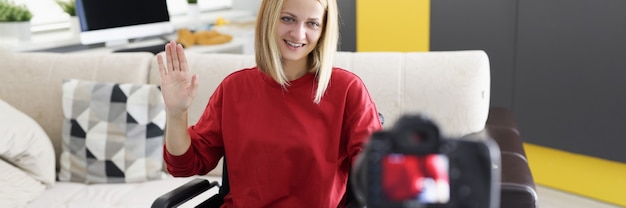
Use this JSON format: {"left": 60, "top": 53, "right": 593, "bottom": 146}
{"left": 343, "top": 74, "right": 383, "bottom": 164}
{"left": 163, "top": 85, "right": 226, "bottom": 177}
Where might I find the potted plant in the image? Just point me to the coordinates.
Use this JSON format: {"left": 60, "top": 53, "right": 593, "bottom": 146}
{"left": 56, "top": 0, "right": 75, "bottom": 16}
{"left": 0, "top": 0, "right": 33, "bottom": 42}
{"left": 187, "top": 0, "right": 201, "bottom": 30}
{"left": 56, "top": 0, "right": 76, "bottom": 17}
{"left": 56, "top": 0, "right": 79, "bottom": 35}
{"left": 187, "top": 0, "right": 199, "bottom": 14}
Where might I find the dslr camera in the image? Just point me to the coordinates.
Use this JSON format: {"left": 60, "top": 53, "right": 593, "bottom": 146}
{"left": 352, "top": 114, "right": 500, "bottom": 208}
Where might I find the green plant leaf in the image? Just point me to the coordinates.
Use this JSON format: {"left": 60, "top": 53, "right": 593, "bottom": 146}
{"left": 56, "top": 0, "right": 76, "bottom": 16}
{"left": 0, "top": 0, "right": 32, "bottom": 22}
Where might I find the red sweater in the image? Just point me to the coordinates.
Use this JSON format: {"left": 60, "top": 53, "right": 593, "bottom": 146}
{"left": 164, "top": 67, "right": 382, "bottom": 207}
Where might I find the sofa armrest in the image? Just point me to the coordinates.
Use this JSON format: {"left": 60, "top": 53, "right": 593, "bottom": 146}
{"left": 485, "top": 107, "right": 538, "bottom": 208}
{"left": 151, "top": 178, "right": 220, "bottom": 208}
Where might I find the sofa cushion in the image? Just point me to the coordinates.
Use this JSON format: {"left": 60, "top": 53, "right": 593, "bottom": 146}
{"left": 334, "top": 51, "right": 491, "bottom": 137}
{"left": 58, "top": 79, "right": 166, "bottom": 183}
{"left": 0, "top": 99, "right": 56, "bottom": 187}
{"left": 24, "top": 175, "right": 221, "bottom": 208}
{"left": 0, "top": 159, "right": 47, "bottom": 207}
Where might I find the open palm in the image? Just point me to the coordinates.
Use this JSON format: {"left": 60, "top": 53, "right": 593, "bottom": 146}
{"left": 157, "top": 41, "right": 199, "bottom": 115}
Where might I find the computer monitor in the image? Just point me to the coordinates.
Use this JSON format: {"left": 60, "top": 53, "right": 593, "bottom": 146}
{"left": 75, "top": 0, "right": 174, "bottom": 46}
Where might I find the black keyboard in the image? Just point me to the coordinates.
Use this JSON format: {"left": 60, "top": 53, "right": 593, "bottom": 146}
{"left": 112, "top": 44, "right": 166, "bottom": 55}
{"left": 29, "top": 41, "right": 168, "bottom": 54}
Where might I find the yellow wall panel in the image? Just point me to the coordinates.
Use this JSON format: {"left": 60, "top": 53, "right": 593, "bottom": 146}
{"left": 525, "top": 143, "right": 626, "bottom": 207}
{"left": 356, "top": 0, "right": 429, "bottom": 52}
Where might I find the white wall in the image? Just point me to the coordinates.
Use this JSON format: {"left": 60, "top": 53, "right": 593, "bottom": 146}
{"left": 231, "top": 0, "right": 260, "bottom": 16}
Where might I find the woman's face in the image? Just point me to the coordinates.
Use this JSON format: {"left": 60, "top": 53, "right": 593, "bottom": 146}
{"left": 276, "top": 0, "right": 325, "bottom": 64}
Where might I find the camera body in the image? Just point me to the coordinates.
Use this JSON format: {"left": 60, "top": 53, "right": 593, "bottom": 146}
{"left": 352, "top": 114, "right": 501, "bottom": 208}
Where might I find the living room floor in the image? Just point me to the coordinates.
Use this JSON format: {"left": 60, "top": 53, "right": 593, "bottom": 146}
{"left": 537, "top": 185, "right": 622, "bottom": 208}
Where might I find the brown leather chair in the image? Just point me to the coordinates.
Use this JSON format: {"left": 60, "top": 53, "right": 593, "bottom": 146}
{"left": 486, "top": 107, "right": 538, "bottom": 208}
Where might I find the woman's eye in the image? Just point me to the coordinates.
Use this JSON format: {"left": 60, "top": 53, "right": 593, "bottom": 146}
{"left": 281, "top": 16, "right": 294, "bottom": 23}
{"left": 308, "top": 22, "right": 320, "bottom": 28}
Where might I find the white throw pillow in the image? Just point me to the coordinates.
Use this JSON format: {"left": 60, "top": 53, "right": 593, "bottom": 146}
{"left": 0, "top": 99, "right": 56, "bottom": 187}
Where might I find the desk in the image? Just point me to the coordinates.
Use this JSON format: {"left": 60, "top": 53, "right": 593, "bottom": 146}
{"left": 0, "top": 9, "right": 255, "bottom": 54}
{"left": 51, "top": 35, "right": 248, "bottom": 55}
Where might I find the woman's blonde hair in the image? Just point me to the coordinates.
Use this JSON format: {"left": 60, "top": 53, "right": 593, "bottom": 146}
{"left": 254, "top": 0, "right": 339, "bottom": 104}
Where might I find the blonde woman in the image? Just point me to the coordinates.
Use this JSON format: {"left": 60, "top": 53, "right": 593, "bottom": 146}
{"left": 157, "top": 0, "right": 381, "bottom": 206}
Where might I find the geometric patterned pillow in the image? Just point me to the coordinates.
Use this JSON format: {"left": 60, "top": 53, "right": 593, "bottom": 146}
{"left": 59, "top": 79, "right": 166, "bottom": 184}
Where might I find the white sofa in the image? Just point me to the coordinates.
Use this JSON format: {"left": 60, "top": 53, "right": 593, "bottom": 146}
{"left": 0, "top": 49, "right": 522, "bottom": 207}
